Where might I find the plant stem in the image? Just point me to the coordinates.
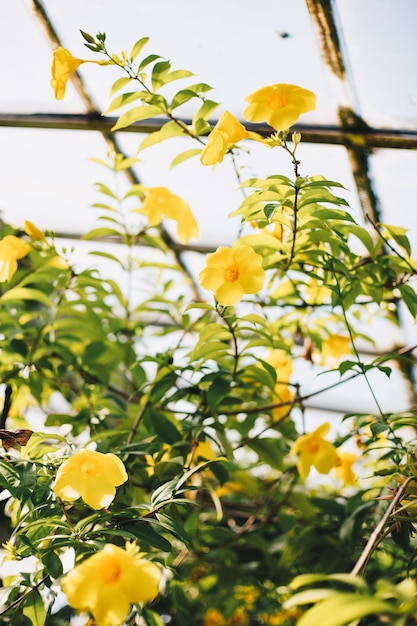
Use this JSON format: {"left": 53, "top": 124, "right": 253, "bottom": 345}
{"left": 351, "top": 476, "right": 416, "bottom": 576}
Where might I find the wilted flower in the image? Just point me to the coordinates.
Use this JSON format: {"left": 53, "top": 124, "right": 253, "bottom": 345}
{"left": 335, "top": 451, "right": 357, "bottom": 485}
{"left": 0, "top": 236, "right": 31, "bottom": 282}
{"left": 51, "top": 46, "right": 100, "bottom": 100}
{"left": 53, "top": 449, "right": 128, "bottom": 509}
{"left": 140, "top": 187, "right": 199, "bottom": 244}
{"left": 61, "top": 543, "right": 161, "bottom": 626}
{"left": 201, "top": 111, "right": 250, "bottom": 165}
{"left": 199, "top": 243, "right": 265, "bottom": 306}
{"left": 291, "top": 422, "right": 338, "bottom": 480}
{"left": 244, "top": 83, "right": 316, "bottom": 130}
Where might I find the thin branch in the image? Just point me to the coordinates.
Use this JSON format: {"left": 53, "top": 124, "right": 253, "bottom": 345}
{"left": 351, "top": 476, "right": 416, "bottom": 576}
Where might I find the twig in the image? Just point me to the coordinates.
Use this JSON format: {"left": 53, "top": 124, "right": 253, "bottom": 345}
{"left": 351, "top": 476, "right": 416, "bottom": 576}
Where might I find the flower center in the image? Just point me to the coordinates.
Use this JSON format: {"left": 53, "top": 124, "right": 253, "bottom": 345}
{"left": 307, "top": 437, "right": 319, "bottom": 454}
{"left": 270, "top": 92, "right": 288, "bottom": 109}
{"left": 224, "top": 264, "right": 240, "bottom": 283}
{"left": 101, "top": 561, "right": 122, "bottom": 584}
{"left": 80, "top": 459, "right": 98, "bottom": 477}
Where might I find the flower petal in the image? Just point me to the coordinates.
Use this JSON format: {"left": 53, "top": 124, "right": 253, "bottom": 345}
{"left": 215, "top": 282, "right": 244, "bottom": 306}
{"left": 313, "top": 441, "right": 338, "bottom": 474}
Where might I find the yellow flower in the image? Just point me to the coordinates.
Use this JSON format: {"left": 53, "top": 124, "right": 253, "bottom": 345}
{"left": 203, "top": 608, "right": 227, "bottom": 626}
{"left": 243, "top": 83, "right": 316, "bottom": 130}
{"left": 47, "top": 256, "right": 69, "bottom": 269}
{"left": 320, "top": 334, "right": 352, "bottom": 367}
{"left": 291, "top": 422, "right": 338, "bottom": 480}
{"left": 264, "top": 350, "right": 294, "bottom": 421}
{"left": 140, "top": 187, "right": 199, "bottom": 244}
{"left": 228, "top": 607, "right": 250, "bottom": 625}
{"left": 61, "top": 543, "right": 161, "bottom": 626}
{"left": 200, "top": 111, "right": 250, "bottom": 165}
{"left": 24, "top": 220, "right": 45, "bottom": 241}
{"left": 334, "top": 451, "right": 357, "bottom": 485}
{"left": 53, "top": 449, "right": 128, "bottom": 509}
{"left": 51, "top": 46, "right": 100, "bottom": 100}
{"left": 0, "top": 236, "right": 31, "bottom": 282}
{"left": 199, "top": 243, "right": 265, "bottom": 306}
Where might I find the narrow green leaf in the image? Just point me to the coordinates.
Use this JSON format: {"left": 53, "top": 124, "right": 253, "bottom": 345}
{"left": 295, "top": 593, "right": 398, "bottom": 626}
{"left": 399, "top": 284, "right": 417, "bottom": 318}
{"left": 138, "top": 53, "right": 161, "bottom": 71}
{"left": 95, "top": 182, "right": 118, "bottom": 198}
{"left": 88, "top": 251, "right": 126, "bottom": 267}
{"left": 298, "top": 188, "right": 350, "bottom": 209}
{"left": 130, "top": 36, "right": 150, "bottom": 61}
{"left": 110, "top": 76, "right": 132, "bottom": 96}
{"left": 171, "top": 82, "right": 213, "bottom": 110}
{"left": 104, "top": 91, "right": 143, "bottom": 114}
{"left": 383, "top": 224, "right": 411, "bottom": 256}
{"left": 82, "top": 227, "right": 123, "bottom": 240}
{"left": 138, "top": 120, "right": 186, "bottom": 152}
{"left": 192, "top": 99, "right": 220, "bottom": 126}
{"left": 111, "top": 105, "right": 163, "bottom": 131}
{"left": 170, "top": 148, "right": 202, "bottom": 168}
{"left": 1, "top": 288, "right": 52, "bottom": 307}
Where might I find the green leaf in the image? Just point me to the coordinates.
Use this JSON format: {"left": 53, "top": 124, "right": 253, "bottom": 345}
{"left": 95, "top": 182, "right": 118, "bottom": 198}
{"left": 138, "top": 53, "right": 162, "bottom": 71}
{"left": 41, "top": 549, "right": 63, "bottom": 579}
{"left": 141, "top": 607, "right": 165, "bottom": 626}
{"left": 88, "top": 251, "right": 126, "bottom": 267}
{"left": 0, "top": 288, "right": 52, "bottom": 307}
{"left": 130, "top": 36, "right": 150, "bottom": 61}
{"left": 207, "top": 376, "right": 231, "bottom": 412}
{"left": 110, "top": 76, "right": 132, "bottom": 96}
{"left": 192, "top": 99, "right": 220, "bottom": 126}
{"left": 383, "top": 223, "right": 411, "bottom": 256}
{"left": 150, "top": 410, "right": 182, "bottom": 444}
{"left": 138, "top": 120, "right": 186, "bottom": 152}
{"left": 247, "top": 437, "right": 284, "bottom": 470}
{"left": 170, "top": 83, "right": 212, "bottom": 110}
{"left": 170, "top": 148, "right": 202, "bottom": 168}
{"left": 151, "top": 60, "right": 194, "bottom": 90}
{"left": 23, "top": 589, "right": 46, "bottom": 626}
{"left": 123, "top": 521, "right": 172, "bottom": 551}
{"left": 295, "top": 593, "right": 398, "bottom": 626}
{"left": 83, "top": 227, "right": 123, "bottom": 239}
{"left": 399, "top": 284, "right": 417, "bottom": 318}
{"left": 111, "top": 105, "right": 163, "bottom": 131}
{"left": 104, "top": 91, "right": 143, "bottom": 114}
{"left": 298, "top": 189, "right": 350, "bottom": 210}
{"left": 346, "top": 225, "right": 375, "bottom": 255}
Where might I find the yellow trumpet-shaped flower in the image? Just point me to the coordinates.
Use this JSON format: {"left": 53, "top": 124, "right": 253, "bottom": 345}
{"left": 24, "top": 220, "right": 45, "bottom": 241}
{"left": 53, "top": 449, "right": 128, "bottom": 510}
{"left": 199, "top": 243, "right": 265, "bottom": 306}
{"left": 320, "top": 334, "right": 352, "bottom": 367}
{"left": 51, "top": 46, "right": 100, "bottom": 100}
{"left": 140, "top": 187, "right": 199, "bottom": 244}
{"left": 61, "top": 543, "right": 161, "bottom": 626}
{"left": 244, "top": 83, "right": 316, "bottom": 130}
{"left": 334, "top": 451, "right": 357, "bottom": 486}
{"left": 200, "top": 111, "right": 250, "bottom": 166}
{"left": 264, "top": 350, "right": 294, "bottom": 421}
{"left": 291, "top": 422, "right": 338, "bottom": 480}
{"left": 0, "top": 236, "right": 31, "bottom": 283}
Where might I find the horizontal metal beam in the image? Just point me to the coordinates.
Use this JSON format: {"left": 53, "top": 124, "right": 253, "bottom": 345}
{"left": 0, "top": 113, "right": 416, "bottom": 150}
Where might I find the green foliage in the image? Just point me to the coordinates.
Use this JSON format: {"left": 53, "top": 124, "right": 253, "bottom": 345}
{"left": 1, "top": 31, "right": 417, "bottom": 626}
